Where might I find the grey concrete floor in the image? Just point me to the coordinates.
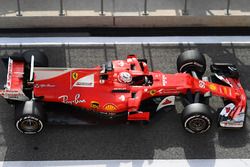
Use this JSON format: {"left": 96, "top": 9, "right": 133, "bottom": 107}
{"left": 0, "top": 43, "right": 249, "bottom": 161}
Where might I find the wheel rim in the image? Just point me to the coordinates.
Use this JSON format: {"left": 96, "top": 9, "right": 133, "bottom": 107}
{"left": 185, "top": 115, "right": 210, "bottom": 133}
{"left": 16, "top": 116, "right": 43, "bottom": 134}
{"left": 21, "top": 119, "right": 39, "bottom": 131}
{"left": 188, "top": 117, "right": 207, "bottom": 132}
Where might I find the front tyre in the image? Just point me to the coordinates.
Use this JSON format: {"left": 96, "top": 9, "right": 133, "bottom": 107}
{"left": 182, "top": 103, "right": 212, "bottom": 134}
{"left": 177, "top": 50, "right": 206, "bottom": 77}
{"left": 15, "top": 101, "right": 45, "bottom": 134}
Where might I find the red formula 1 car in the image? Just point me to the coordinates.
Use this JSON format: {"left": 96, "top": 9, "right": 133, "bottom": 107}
{"left": 0, "top": 49, "right": 247, "bottom": 134}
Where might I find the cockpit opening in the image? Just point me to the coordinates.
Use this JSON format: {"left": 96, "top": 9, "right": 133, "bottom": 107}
{"left": 131, "top": 75, "right": 153, "bottom": 86}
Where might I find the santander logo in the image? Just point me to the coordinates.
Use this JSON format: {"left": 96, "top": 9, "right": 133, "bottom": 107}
{"left": 73, "top": 74, "right": 95, "bottom": 88}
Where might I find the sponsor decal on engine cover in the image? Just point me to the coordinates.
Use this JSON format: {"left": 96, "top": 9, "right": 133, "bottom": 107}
{"left": 73, "top": 74, "right": 94, "bottom": 88}
{"left": 34, "top": 84, "right": 56, "bottom": 88}
{"left": 90, "top": 101, "right": 100, "bottom": 110}
{"left": 103, "top": 103, "right": 118, "bottom": 112}
{"left": 156, "top": 96, "right": 175, "bottom": 111}
{"left": 58, "top": 94, "right": 86, "bottom": 104}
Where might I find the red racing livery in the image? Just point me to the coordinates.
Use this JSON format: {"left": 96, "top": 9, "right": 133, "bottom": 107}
{"left": 0, "top": 49, "right": 247, "bottom": 134}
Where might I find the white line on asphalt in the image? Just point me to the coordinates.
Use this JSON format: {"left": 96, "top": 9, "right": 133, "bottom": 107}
{"left": 0, "top": 159, "right": 250, "bottom": 167}
{"left": 0, "top": 36, "right": 250, "bottom": 46}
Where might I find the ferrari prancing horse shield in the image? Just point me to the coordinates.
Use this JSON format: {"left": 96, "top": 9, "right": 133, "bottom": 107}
{"left": 72, "top": 72, "right": 78, "bottom": 80}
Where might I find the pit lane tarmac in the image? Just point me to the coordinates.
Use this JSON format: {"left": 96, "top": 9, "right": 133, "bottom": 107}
{"left": 0, "top": 39, "right": 249, "bottom": 163}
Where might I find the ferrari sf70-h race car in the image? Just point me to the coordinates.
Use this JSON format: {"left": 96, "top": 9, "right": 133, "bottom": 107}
{"left": 0, "top": 49, "right": 247, "bottom": 134}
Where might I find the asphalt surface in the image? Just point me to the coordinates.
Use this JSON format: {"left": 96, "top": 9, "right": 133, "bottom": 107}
{"left": 0, "top": 43, "right": 249, "bottom": 162}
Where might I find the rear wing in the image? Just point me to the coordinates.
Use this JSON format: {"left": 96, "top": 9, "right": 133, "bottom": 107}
{"left": 0, "top": 57, "right": 29, "bottom": 101}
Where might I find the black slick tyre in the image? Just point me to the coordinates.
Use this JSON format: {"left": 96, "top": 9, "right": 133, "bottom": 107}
{"left": 15, "top": 101, "right": 45, "bottom": 134}
{"left": 177, "top": 50, "right": 206, "bottom": 77}
{"left": 22, "top": 49, "right": 48, "bottom": 67}
{"left": 182, "top": 103, "right": 212, "bottom": 134}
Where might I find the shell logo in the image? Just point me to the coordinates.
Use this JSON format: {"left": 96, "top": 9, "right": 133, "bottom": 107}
{"left": 103, "top": 104, "right": 117, "bottom": 112}
{"left": 209, "top": 84, "right": 217, "bottom": 91}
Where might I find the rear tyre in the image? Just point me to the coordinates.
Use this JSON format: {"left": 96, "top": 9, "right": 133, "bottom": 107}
{"left": 22, "top": 50, "right": 48, "bottom": 98}
{"left": 15, "top": 101, "right": 45, "bottom": 134}
{"left": 177, "top": 50, "right": 206, "bottom": 77}
{"left": 182, "top": 103, "right": 212, "bottom": 134}
{"left": 22, "top": 49, "right": 48, "bottom": 67}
